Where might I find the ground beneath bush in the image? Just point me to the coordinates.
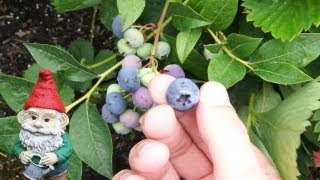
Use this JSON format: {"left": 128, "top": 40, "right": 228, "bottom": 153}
{"left": 0, "top": 0, "right": 144, "bottom": 179}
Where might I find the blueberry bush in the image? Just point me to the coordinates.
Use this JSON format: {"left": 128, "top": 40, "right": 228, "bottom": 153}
{"left": 1, "top": 0, "right": 320, "bottom": 179}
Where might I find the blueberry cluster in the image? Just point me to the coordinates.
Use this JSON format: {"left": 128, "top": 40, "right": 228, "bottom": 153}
{"left": 112, "top": 15, "right": 171, "bottom": 60}
{"left": 101, "top": 15, "right": 200, "bottom": 135}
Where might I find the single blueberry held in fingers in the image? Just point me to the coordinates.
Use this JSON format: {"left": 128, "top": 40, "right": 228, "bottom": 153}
{"left": 106, "top": 92, "right": 127, "bottom": 114}
{"left": 117, "top": 67, "right": 140, "bottom": 92}
{"left": 112, "top": 15, "right": 124, "bottom": 38}
{"left": 166, "top": 78, "right": 200, "bottom": 111}
{"left": 101, "top": 104, "right": 119, "bottom": 123}
{"left": 162, "top": 64, "right": 185, "bottom": 78}
{"left": 124, "top": 28, "right": 144, "bottom": 48}
{"left": 131, "top": 86, "right": 153, "bottom": 109}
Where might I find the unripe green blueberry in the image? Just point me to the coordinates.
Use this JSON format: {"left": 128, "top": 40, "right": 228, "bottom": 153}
{"left": 117, "top": 39, "right": 137, "bottom": 56}
{"left": 137, "top": 43, "right": 153, "bottom": 59}
{"left": 134, "top": 126, "right": 142, "bottom": 132}
{"left": 124, "top": 28, "right": 144, "bottom": 48}
{"left": 138, "top": 68, "right": 157, "bottom": 87}
{"left": 107, "top": 84, "right": 125, "bottom": 94}
{"left": 112, "top": 121, "right": 132, "bottom": 135}
{"left": 155, "top": 41, "right": 171, "bottom": 60}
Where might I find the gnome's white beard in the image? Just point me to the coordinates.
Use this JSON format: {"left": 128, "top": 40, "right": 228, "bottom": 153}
{"left": 19, "top": 121, "right": 64, "bottom": 155}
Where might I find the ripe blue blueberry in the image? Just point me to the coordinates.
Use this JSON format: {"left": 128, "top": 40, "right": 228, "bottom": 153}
{"left": 137, "top": 43, "right": 153, "bottom": 59}
{"left": 117, "top": 67, "right": 140, "bottom": 92}
{"left": 122, "top": 54, "right": 142, "bottom": 69}
{"left": 162, "top": 64, "right": 185, "bottom": 78}
{"left": 124, "top": 28, "right": 144, "bottom": 48}
{"left": 106, "top": 92, "right": 127, "bottom": 114}
{"left": 112, "top": 15, "right": 124, "bottom": 38}
{"left": 120, "top": 109, "right": 141, "bottom": 128}
{"left": 155, "top": 41, "right": 171, "bottom": 60}
{"left": 112, "top": 121, "right": 132, "bottom": 135}
{"left": 117, "top": 39, "right": 137, "bottom": 56}
{"left": 166, "top": 78, "right": 200, "bottom": 111}
{"left": 131, "top": 87, "right": 153, "bottom": 109}
{"left": 101, "top": 104, "right": 119, "bottom": 123}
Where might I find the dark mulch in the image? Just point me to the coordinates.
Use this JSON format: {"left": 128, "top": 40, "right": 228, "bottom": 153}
{"left": 0, "top": 0, "right": 143, "bottom": 179}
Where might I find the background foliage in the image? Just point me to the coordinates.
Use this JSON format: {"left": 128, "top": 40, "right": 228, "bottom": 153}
{"left": 1, "top": 0, "right": 320, "bottom": 179}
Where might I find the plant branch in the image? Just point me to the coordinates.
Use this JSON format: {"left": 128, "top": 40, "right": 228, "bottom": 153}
{"left": 246, "top": 93, "right": 255, "bottom": 129}
{"left": 0, "top": 151, "right": 7, "bottom": 158}
{"left": 90, "top": 6, "right": 98, "bottom": 44}
{"left": 86, "top": 54, "right": 117, "bottom": 69}
{"left": 149, "top": 0, "right": 170, "bottom": 68}
{"left": 207, "top": 29, "right": 254, "bottom": 71}
{"left": 65, "top": 60, "right": 123, "bottom": 112}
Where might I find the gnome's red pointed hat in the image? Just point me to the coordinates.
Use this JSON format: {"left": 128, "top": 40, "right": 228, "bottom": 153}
{"left": 23, "top": 69, "right": 65, "bottom": 113}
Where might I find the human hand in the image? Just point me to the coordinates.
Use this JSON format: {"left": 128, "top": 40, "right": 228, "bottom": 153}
{"left": 113, "top": 74, "right": 281, "bottom": 180}
{"left": 19, "top": 151, "right": 33, "bottom": 165}
{"left": 42, "top": 152, "right": 58, "bottom": 165}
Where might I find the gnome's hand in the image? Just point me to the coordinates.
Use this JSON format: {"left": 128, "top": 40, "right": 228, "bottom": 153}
{"left": 42, "top": 152, "right": 58, "bottom": 165}
{"left": 19, "top": 151, "right": 33, "bottom": 165}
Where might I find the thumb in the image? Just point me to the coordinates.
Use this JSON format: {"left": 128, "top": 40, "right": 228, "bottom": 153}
{"left": 196, "top": 82, "right": 266, "bottom": 180}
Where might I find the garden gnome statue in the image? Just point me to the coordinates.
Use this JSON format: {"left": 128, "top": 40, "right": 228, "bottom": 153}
{"left": 12, "top": 69, "right": 73, "bottom": 180}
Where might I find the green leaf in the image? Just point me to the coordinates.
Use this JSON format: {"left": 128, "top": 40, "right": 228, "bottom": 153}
{"left": 226, "top": 33, "right": 262, "bottom": 59}
{"left": 59, "top": 85, "right": 74, "bottom": 106}
{"left": 139, "top": 0, "right": 165, "bottom": 24}
{"left": 199, "top": 0, "right": 238, "bottom": 31}
{"left": 313, "top": 110, "right": 320, "bottom": 121}
{"left": 23, "top": 64, "right": 42, "bottom": 82}
{"left": 208, "top": 54, "right": 246, "bottom": 88}
{"left": 254, "top": 82, "right": 281, "bottom": 113}
{"left": 69, "top": 102, "right": 113, "bottom": 178}
{"left": 92, "top": 50, "right": 117, "bottom": 74}
{"left": 0, "top": 116, "right": 20, "bottom": 153}
{"left": 162, "top": 34, "right": 208, "bottom": 80}
{"left": 68, "top": 39, "right": 94, "bottom": 64}
{"left": 52, "top": 0, "right": 101, "bottom": 12}
{"left": 253, "top": 62, "right": 312, "bottom": 85}
{"left": 67, "top": 152, "right": 83, "bottom": 180}
{"left": 176, "top": 28, "right": 202, "bottom": 63}
{"left": 204, "top": 44, "right": 224, "bottom": 54}
{"left": 24, "top": 43, "right": 97, "bottom": 82}
{"left": 170, "top": 2, "right": 210, "bottom": 30}
{"left": 254, "top": 77, "right": 320, "bottom": 179}
{"left": 0, "top": 74, "right": 34, "bottom": 112}
{"left": 99, "top": 0, "right": 118, "bottom": 29}
{"left": 238, "top": 106, "right": 276, "bottom": 168}
{"left": 242, "top": 0, "right": 320, "bottom": 41}
{"left": 249, "top": 34, "right": 320, "bottom": 68}
{"left": 117, "top": 0, "right": 145, "bottom": 31}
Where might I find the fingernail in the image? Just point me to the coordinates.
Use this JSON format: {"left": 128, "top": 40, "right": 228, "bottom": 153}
{"left": 137, "top": 142, "right": 156, "bottom": 158}
{"left": 200, "top": 82, "right": 231, "bottom": 106}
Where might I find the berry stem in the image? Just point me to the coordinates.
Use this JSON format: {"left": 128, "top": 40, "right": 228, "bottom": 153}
{"left": 207, "top": 29, "right": 254, "bottom": 71}
{"left": 149, "top": 0, "right": 170, "bottom": 68}
{"left": 65, "top": 60, "right": 123, "bottom": 113}
{"left": 90, "top": 6, "right": 98, "bottom": 44}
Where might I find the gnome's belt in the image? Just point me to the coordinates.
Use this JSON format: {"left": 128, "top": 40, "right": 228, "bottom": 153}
{"left": 46, "top": 162, "right": 68, "bottom": 177}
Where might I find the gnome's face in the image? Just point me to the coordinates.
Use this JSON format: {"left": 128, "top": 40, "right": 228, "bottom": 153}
{"left": 17, "top": 107, "right": 69, "bottom": 154}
